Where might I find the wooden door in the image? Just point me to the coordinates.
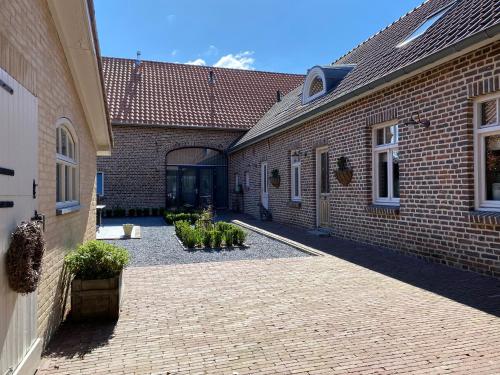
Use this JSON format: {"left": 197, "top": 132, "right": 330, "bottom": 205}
{"left": 0, "top": 67, "right": 42, "bottom": 375}
{"left": 316, "top": 148, "right": 330, "bottom": 227}
{"left": 261, "top": 162, "right": 269, "bottom": 209}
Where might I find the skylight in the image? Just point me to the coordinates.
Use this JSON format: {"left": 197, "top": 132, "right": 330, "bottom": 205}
{"left": 398, "top": 4, "right": 453, "bottom": 47}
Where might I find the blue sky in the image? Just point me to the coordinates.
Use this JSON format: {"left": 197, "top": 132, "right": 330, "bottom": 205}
{"left": 95, "top": 0, "right": 423, "bottom": 74}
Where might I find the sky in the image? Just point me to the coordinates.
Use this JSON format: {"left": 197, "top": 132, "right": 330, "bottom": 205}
{"left": 94, "top": 0, "right": 424, "bottom": 74}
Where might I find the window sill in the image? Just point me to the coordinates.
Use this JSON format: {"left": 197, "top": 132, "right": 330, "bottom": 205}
{"left": 288, "top": 200, "right": 302, "bottom": 208}
{"left": 56, "top": 204, "right": 81, "bottom": 216}
{"left": 468, "top": 210, "right": 500, "bottom": 225}
{"left": 366, "top": 204, "right": 400, "bottom": 216}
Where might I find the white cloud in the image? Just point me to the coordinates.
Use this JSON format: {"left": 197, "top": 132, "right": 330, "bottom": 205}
{"left": 205, "top": 45, "right": 219, "bottom": 57}
{"left": 185, "top": 58, "right": 206, "bottom": 66}
{"left": 170, "top": 49, "right": 179, "bottom": 57}
{"left": 213, "top": 51, "right": 255, "bottom": 70}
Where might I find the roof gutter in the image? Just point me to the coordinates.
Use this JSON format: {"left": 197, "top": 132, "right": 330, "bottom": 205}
{"left": 111, "top": 121, "right": 249, "bottom": 132}
{"left": 229, "top": 23, "right": 500, "bottom": 154}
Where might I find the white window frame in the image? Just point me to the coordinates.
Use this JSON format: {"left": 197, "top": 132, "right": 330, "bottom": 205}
{"left": 56, "top": 118, "right": 79, "bottom": 210}
{"left": 97, "top": 171, "right": 105, "bottom": 197}
{"left": 291, "top": 151, "right": 301, "bottom": 202}
{"left": 474, "top": 93, "right": 500, "bottom": 211}
{"left": 302, "top": 66, "right": 327, "bottom": 104}
{"left": 235, "top": 173, "right": 240, "bottom": 189}
{"left": 372, "top": 121, "right": 400, "bottom": 206}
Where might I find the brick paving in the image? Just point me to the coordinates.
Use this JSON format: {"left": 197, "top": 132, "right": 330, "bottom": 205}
{"left": 40, "top": 246, "right": 500, "bottom": 374}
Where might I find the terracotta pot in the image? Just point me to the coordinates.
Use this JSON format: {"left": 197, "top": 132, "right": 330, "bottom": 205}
{"left": 270, "top": 176, "right": 281, "bottom": 188}
{"left": 335, "top": 169, "right": 353, "bottom": 186}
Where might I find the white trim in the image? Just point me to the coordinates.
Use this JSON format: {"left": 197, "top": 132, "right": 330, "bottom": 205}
{"left": 56, "top": 118, "right": 80, "bottom": 207}
{"left": 474, "top": 94, "right": 500, "bottom": 211}
{"left": 315, "top": 146, "right": 329, "bottom": 227}
{"left": 12, "top": 338, "right": 43, "bottom": 375}
{"left": 97, "top": 171, "right": 105, "bottom": 197}
{"left": 261, "top": 162, "right": 269, "bottom": 209}
{"left": 302, "top": 67, "right": 327, "bottom": 105}
{"left": 290, "top": 151, "right": 301, "bottom": 202}
{"left": 372, "top": 121, "right": 400, "bottom": 205}
{"left": 244, "top": 171, "right": 250, "bottom": 189}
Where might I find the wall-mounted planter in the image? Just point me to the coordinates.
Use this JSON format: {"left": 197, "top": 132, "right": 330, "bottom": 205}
{"left": 334, "top": 169, "right": 353, "bottom": 186}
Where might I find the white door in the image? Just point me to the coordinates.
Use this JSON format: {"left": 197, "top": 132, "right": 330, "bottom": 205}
{"left": 260, "top": 162, "right": 269, "bottom": 209}
{"left": 0, "top": 68, "right": 42, "bottom": 375}
{"left": 316, "top": 148, "right": 330, "bottom": 228}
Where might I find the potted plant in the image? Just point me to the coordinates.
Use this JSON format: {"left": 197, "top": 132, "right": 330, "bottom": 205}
{"left": 334, "top": 156, "right": 353, "bottom": 186}
{"left": 64, "top": 241, "right": 129, "bottom": 321}
{"left": 123, "top": 223, "right": 134, "bottom": 238}
{"left": 270, "top": 168, "right": 281, "bottom": 188}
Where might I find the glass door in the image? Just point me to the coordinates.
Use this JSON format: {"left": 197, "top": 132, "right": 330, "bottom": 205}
{"left": 199, "top": 168, "right": 214, "bottom": 208}
{"left": 180, "top": 167, "right": 197, "bottom": 208}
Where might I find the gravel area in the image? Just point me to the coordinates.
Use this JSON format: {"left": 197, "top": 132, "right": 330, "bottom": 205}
{"left": 102, "top": 217, "right": 309, "bottom": 267}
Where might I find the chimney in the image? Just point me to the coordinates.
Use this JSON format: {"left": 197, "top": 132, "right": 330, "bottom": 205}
{"left": 208, "top": 70, "right": 215, "bottom": 84}
{"left": 276, "top": 90, "right": 282, "bottom": 102}
{"left": 135, "top": 50, "right": 142, "bottom": 68}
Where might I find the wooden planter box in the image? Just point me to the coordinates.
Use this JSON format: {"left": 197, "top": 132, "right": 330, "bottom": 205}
{"left": 71, "top": 271, "right": 123, "bottom": 321}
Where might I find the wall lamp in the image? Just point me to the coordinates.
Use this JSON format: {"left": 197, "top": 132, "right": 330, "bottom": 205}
{"left": 406, "top": 112, "right": 430, "bottom": 128}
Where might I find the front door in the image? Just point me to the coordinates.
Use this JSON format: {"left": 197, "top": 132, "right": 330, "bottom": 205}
{"left": 179, "top": 167, "right": 197, "bottom": 208}
{"left": 316, "top": 148, "right": 330, "bottom": 227}
{"left": 261, "top": 162, "right": 269, "bottom": 209}
{"left": 0, "top": 68, "right": 42, "bottom": 374}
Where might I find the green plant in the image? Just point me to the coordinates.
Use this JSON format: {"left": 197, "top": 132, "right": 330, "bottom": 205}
{"left": 233, "top": 227, "right": 247, "bottom": 246}
{"left": 337, "top": 156, "right": 348, "bottom": 171}
{"left": 202, "top": 230, "right": 213, "bottom": 248}
{"left": 128, "top": 208, "right": 136, "bottom": 217}
{"left": 271, "top": 168, "right": 280, "bottom": 179}
{"left": 224, "top": 229, "right": 234, "bottom": 247}
{"left": 215, "top": 221, "right": 232, "bottom": 232}
{"left": 159, "top": 207, "right": 166, "bottom": 216}
{"left": 212, "top": 230, "right": 223, "bottom": 248}
{"left": 135, "top": 208, "right": 143, "bottom": 217}
{"left": 64, "top": 241, "right": 129, "bottom": 280}
{"left": 142, "top": 208, "right": 150, "bottom": 216}
{"left": 152, "top": 208, "right": 159, "bottom": 216}
{"left": 105, "top": 209, "right": 112, "bottom": 218}
{"left": 113, "top": 207, "right": 125, "bottom": 217}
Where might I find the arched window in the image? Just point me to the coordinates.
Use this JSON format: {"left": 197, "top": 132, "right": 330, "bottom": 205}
{"left": 309, "top": 76, "right": 324, "bottom": 97}
{"left": 302, "top": 67, "right": 327, "bottom": 104}
{"left": 56, "top": 118, "right": 79, "bottom": 209}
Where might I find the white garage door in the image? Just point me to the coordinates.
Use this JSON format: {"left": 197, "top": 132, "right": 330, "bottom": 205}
{"left": 0, "top": 67, "right": 41, "bottom": 375}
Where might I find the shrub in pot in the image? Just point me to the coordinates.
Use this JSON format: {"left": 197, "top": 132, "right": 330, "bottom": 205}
{"left": 123, "top": 223, "right": 134, "bottom": 238}
{"left": 64, "top": 241, "right": 129, "bottom": 321}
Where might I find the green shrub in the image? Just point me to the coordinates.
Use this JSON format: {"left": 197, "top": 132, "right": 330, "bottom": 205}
{"left": 165, "top": 212, "right": 200, "bottom": 225}
{"left": 113, "top": 207, "right": 125, "bottom": 217}
{"left": 128, "top": 208, "right": 136, "bottom": 217}
{"left": 105, "top": 209, "right": 112, "bottom": 218}
{"left": 64, "top": 241, "right": 129, "bottom": 280}
{"left": 152, "top": 208, "right": 159, "bottom": 216}
{"left": 135, "top": 208, "right": 143, "bottom": 217}
{"left": 142, "top": 208, "right": 150, "bottom": 216}
{"left": 215, "top": 221, "right": 232, "bottom": 232}
{"left": 159, "top": 207, "right": 166, "bottom": 216}
{"left": 224, "top": 229, "right": 234, "bottom": 247}
{"left": 202, "top": 230, "right": 213, "bottom": 248}
{"left": 212, "top": 230, "right": 223, "bottom": 248}
{"left": 234, "top": 227, "right": 247, "bottom": 246}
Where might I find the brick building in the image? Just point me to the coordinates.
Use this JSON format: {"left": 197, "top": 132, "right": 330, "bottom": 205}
{"left": 0, "top": 0, "right": 112, "bottom": 373}
{"left": 99, "top": 0, "right": 500, "bottom": 277}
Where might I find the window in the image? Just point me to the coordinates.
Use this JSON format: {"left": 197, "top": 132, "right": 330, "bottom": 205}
{"left": 302, "top": 67, "right": 327, "bottom": 104}
{"left": 474, "top": 95, "right": 500, "bottom": 210}
{"left": 320, "top": 151, "right": 330, "bottom": 194}
{"left": 235, "top": 173, "right": 240, "bottom": 191}
{"left": 398, "top": 4, "right": 454, "bottom": 47}
{"left": 309, "top": 76, "right": 324, "bottom": 97}
{"left": 291, "top": 152, "right": 301, "bottom": 201}
{"left": 97, "top": 172, "right": 104, "bottom": 196}
{"left": 373, "top": 122, "right": 399, "bottom": 205}
{"left": 56, "top": 119, "right": 79, "bottom": 209}
{"left": 244, "top": 171, "right": 250, "bottom": 189}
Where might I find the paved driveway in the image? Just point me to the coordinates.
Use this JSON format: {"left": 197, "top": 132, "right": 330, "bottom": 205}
{"left": 40, "top": 253, "right": 500, "bottom": 375}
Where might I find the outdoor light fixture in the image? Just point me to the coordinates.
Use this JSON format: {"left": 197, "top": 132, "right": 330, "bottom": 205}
{"left": 406, "top": 112, "right": 430, "bottom": 128}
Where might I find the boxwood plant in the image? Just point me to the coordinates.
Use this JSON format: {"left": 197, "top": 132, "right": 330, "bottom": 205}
{"left": 174, "top": 220, "right": 246, "bottom": 249}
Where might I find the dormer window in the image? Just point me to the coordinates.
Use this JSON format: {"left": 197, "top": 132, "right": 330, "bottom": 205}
{"left": 302, "top": 65, "right": 355, "bottom": 105}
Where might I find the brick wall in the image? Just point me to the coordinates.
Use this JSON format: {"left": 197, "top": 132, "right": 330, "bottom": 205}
{"left": 1, "top": 0, "right": 98, "bottom": 344}
{"left": 97, "top": 126, "right": 244, "bottom": 210}
{"left": 229, "top": 41, "right": 500, "bottom": 277}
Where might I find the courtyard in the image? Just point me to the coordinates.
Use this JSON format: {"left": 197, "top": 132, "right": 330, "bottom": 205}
{"left": 39, "top": 217, "right": 500, "bottom": 375}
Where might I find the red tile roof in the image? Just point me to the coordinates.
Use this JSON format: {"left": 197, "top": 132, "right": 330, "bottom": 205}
{"left": 102, "top": 57, "right": 304, "bottom": 130}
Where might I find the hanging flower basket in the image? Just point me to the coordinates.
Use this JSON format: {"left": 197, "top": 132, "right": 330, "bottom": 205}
{"left": 270, "top": 169, "right": 281, "bottom": 188}
{"left": 334, "top": 169, "right": 353, "bottom": 186}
